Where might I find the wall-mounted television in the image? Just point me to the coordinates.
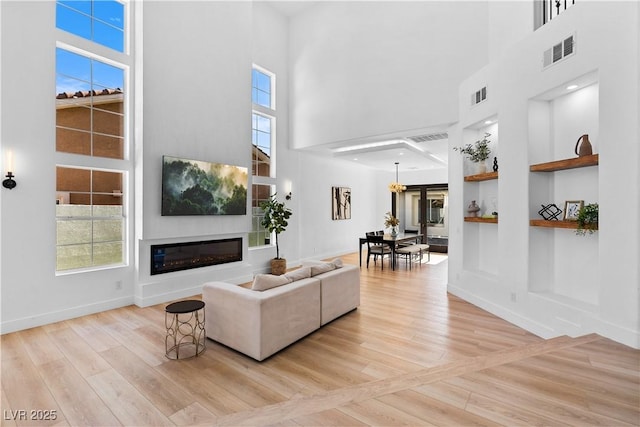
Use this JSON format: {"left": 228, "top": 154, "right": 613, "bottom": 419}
{"left": 162, "top": 155, "right": 248, "bottom": 216}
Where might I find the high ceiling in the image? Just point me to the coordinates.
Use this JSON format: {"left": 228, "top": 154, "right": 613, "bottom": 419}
{"left": 265, "top": 1, "right": 451, "bottom": 172}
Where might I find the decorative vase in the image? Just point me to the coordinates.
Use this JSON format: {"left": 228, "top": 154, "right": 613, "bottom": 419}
{"left": 476, "top": 161, "right": 487, "bottom": 174}
{"left": 493, "top": 157, "right": 499, "bottom": 172}
{"left": 467, "top": 200, "right": 480, "bottom": 217}
{"left": 390, "top": 226, "right": 398, "bottom": 237}
{"left": 271, "top": 258, "right": 287, "bottom": 276}
{"left": 575, "top": 134, "right": 593, "bottom": 157}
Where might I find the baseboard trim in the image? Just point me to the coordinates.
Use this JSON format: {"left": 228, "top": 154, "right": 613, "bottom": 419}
{"left": 0, "top": 296, "right": 134, "bottom": 335}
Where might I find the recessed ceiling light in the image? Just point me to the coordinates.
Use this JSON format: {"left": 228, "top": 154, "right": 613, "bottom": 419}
{"left": 484, "top": 120, "right": 493, "bottom": 125}
{"left": 566, "top": 84, "right": 578, "bottom": 90}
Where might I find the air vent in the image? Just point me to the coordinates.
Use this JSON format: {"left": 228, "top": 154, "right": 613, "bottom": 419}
{"left": 407, "top": 132, "right": 448, "bottom": 143}
{"left": 470, "top": 86, "right": 487, "bottom": 106}
{"left": 543, "top": 34, "right": 575, "bottom": 68}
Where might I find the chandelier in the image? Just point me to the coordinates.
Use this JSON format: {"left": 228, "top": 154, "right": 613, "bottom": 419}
{"left": 388, "top": 162, "right": 406, "bottom": 193}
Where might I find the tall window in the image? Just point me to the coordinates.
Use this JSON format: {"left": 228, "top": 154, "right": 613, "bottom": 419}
{"left": 55, "top": 0, "right": 129, "bottom": 272}
{"left": 249, "top": 65, "right": 276, "bottom": 248}
{"left": 56, "top": 0, "right": 125, "bottom": 52}
{"left": 252, "top": 67, "right": 273, "bottom": 109}
{"left": 251, "top": 112, "right": 272, "bottom": 177}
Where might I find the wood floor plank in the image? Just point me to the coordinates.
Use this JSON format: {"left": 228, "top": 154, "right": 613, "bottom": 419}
{"left": 86, "top": 369, "right": 173, "bottom": 426}
{"left": 0, "top": 334, "right": 64, "bottom": 426}
{"left": 48, "top": 327, "right": 111, "bottom": 378}
{"left": 379, "top": 388, "right": 503, "bottom": 426}
{"left": 18, "top": 327, "right": 65, "bottom": 367}
{"left": 67, "top": 314, "right": 121, "bottom": 353}
{"left": 99, "top": 345, "right": 197, "bottom": 417}
{"left": 37, "top": 358, "right": 121, "bottom": 426}
{"left": 338, "top": 399, "right": 439, "bottom": 426}
{"left": 168, "top": 402, "right": 216, "bottom": 426}
{"left": 286, "top": 408, "right": 368, "bottom": 426}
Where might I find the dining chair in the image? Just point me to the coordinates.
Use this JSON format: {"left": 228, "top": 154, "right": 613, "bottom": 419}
{"left": 365, "top": 232, "right": 392, "bottom": 270}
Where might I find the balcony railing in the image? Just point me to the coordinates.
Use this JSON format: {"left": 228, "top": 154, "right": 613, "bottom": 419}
{"left": 536, "top": 0, "right": 576, "bottom": 29}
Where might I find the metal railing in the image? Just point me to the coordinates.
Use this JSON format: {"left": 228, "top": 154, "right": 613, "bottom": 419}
{"left": 542, "top": 0, "right": 576, "bottom": 25}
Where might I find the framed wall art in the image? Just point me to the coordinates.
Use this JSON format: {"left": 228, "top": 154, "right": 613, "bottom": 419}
{"left": 332, "top": 186, "right": 351, "bottom": 220}
{"left": 563, "top": 200, "right": 584, "bottom": 221}
{"left": 162, "top": 155, "right": 248, "bottom": 216}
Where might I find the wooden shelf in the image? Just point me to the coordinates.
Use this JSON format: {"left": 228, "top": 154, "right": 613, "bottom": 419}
{"left": 530, "top": 154, "right": 598, "bottom": 172}
{"left": 465, "top": 217, "right": 498, "bottom": 224}
{"left": 529, "top": 219, "right": 598, "bottom": 230}
{"left": 464, "top": 171, "right": 498, "bottom": 182}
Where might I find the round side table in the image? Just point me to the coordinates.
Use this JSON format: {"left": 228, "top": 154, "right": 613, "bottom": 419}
{"left": 165, "top": 300, "right": 206, "bottom": 359}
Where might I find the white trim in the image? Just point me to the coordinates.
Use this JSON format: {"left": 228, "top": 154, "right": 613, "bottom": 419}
{"left": 0, "top": 296, "right": 134, "bottom": 335}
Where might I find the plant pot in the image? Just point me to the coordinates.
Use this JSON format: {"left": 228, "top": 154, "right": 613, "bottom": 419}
{"left": 271, "top": 258, "right": 287, "bottom": 276}
{"left": 476, "top": 161, "right": 487, "bottom": 174}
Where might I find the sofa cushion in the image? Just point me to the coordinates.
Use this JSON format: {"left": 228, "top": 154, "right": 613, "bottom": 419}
{"left": 251, "top": 274, "right": 291, "bottom": 291}
{"left": 284, "top": 266, "right": 311, "bottom": 282}
{"left": 310, "top": 262, "right": 336, "bottom": 276}
{"left": 330, "top": 257, "right": 343, "bottom": 268}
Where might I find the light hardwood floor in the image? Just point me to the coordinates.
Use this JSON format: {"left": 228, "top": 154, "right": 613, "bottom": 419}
{"left": 2, "top": 252, "right": 639, "bottom": 426}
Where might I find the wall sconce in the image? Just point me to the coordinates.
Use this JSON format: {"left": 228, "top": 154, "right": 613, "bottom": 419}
{"left": 284, "top": 180, "right": 292, "bottom": 200}
{"left": 3, "top": 150, "right": 16, "bottom": 190}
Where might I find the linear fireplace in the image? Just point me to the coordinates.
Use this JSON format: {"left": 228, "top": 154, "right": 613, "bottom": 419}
{"left": 151, "top": 238, "right": 242, "bottom": 275}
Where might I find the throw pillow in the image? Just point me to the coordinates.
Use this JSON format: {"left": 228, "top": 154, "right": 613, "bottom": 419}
{"left": 251, "top": 274, "right": 291, "bottom": 291}
{"left": 330, "top": 257, "right": 343, "bottom": 268}
{"left": 284, "top": 267, "right": 311, "bottom": 282}
{"left": 310, "top": 262, "right": 336, "bottom": 276}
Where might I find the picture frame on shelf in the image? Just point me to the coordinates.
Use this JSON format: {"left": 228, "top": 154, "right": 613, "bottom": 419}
{"left": 563, "top": 200, "right": 584, "bottom": 221}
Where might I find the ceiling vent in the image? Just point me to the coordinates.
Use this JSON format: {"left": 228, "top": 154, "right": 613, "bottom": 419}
{"left": 407, "top": 132, "right": 448, "bottom": 143}
{"left": 471, "top": 86, "right": 487, "bottom": 106}
{"left": 543, "top": 34, "right": 575, "bottom": 68}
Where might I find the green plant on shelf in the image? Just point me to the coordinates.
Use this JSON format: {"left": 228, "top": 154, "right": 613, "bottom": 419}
{"left": 576, "top": 203, "right": 598, "bottom": 236}
{"left": 453, "top": 132, "right": 491, "bottom": 163}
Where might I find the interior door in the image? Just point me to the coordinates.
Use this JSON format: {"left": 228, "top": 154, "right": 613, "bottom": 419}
{"left": 403, "top": 185, "right": 448, "bottom": 244}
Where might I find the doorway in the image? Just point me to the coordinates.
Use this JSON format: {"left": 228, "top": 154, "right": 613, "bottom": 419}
{"left": 393, "top": 184, "right": 449, "bottom": 253}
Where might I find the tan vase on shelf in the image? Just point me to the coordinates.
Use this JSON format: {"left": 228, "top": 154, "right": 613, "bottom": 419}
{"left": 476, "top": 161, "right": 487, "bottom": 174}
{"left": 575, "top": 134, "right": 593, "bottom": 157}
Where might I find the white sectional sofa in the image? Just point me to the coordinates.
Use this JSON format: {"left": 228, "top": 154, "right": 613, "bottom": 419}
{"left": 202, "top": 259, "right": 360, "bottom": 361}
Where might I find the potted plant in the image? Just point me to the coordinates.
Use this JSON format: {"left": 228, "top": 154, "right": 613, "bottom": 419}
{"left": 260, "top": 193, "right": 292, "bottom": 275}
{"left": 384, "top": 211, "right": 400, "bottom": 236}
{"left": 454, "top": 132, "right": 492, "bottom": 173}
{"left": 576, "top": 203, "right": 598, "bottom": 236}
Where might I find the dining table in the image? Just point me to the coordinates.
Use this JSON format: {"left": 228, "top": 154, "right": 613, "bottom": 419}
{"left": 359, "top": 232, "right": 424, "bottom": 270}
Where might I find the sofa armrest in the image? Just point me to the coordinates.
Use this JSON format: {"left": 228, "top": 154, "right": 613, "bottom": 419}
{"left": 317, "top": 264, "right": 360, "bottom": 325}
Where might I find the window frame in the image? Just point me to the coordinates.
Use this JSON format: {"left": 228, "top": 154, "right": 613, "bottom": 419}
{"left": 249, "top": 65, "right": 277, "bottom": 249}
{"left": 54, "top": 2, "right": 131, "bottom": 275}
{"left": 252, "top": 64, "right": 276, "bottom": 110}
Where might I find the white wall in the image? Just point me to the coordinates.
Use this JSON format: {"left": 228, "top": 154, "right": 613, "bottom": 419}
{"left": 289, "top": 1, "right": 489, "bottom": 149}
{"left": 0, "top": 1, "right": 135, "bottom": 332}
{"left": 0, "top": 1, "right": 384, "bottom": 332}
{"left": 449, "top": 1, "right": 640, "bottom": 348}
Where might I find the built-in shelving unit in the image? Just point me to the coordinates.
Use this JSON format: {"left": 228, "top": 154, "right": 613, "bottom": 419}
{"left": 529, "top": 154, "right": 598, "bottom": 172}
{"left": 464, "top": 171, "right": 498, "bottom": 182}
{"left": 461, "top": 122, "right": 500, "bottom": 278}
{"left": 529, "top": 154, "right": 599, "bottom": 227}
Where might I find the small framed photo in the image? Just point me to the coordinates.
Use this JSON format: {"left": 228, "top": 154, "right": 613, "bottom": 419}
{"left": 563, "top": 200, "right": 584, "bottom": 221}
